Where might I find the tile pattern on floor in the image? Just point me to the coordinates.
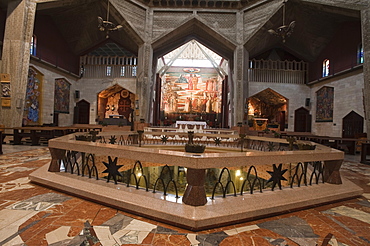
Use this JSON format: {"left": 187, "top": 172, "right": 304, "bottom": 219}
{"left": 0, "top": 147, "right": 370, "bottom": 245}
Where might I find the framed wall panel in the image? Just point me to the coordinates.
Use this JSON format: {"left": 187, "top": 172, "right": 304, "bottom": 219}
{"left": 316, "top": 86, "right": 334, "bottom": 122}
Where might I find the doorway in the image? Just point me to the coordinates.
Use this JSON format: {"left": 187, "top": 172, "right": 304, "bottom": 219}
{"left": 74, "top": 100, "right": 90, "bottom": 124}
{"left": 294, "top": 107, "right": 311, "bottom": 132}
{"left": 342, "top": 111, "right": 364, "bottom": 138}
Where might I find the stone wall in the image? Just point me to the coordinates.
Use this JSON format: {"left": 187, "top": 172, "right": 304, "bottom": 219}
{"left": 75, "top": 77, "right": 136, "bottom": 124}
{"left": 310, "top": 69, "right": 365, "bottom": 137}
{"left": 249, "top": 82, "right": 311, "bottom": 132}
{"left": 30, "top": 61, "right": 78, "bottom": 126}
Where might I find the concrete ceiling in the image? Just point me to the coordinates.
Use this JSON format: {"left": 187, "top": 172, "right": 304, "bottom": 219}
{"left": 27, "top": 0, "right": 361, "bottom": 61}
{"left": 35, "top": 0, "right": 142, "bottom": 56}
{"left": 246, "top": 0, "right": 361, "bottom": 61}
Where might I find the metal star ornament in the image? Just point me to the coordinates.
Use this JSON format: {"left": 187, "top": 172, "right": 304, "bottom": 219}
{"left": 266, "top": 163, "right": 288, "bottom": 191}
{"left": 109, "top": 135, "right": 117, "bottom": 144}
{"left": 102, "top": 156, "right": 123, "bottom": 184}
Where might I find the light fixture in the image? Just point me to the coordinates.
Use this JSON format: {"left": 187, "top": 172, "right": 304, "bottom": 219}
{"left": 98, "top": 0, "right": 123, "bottom": 38}
{"left": 268, "top": 0, "right": 295, "bottom": 43}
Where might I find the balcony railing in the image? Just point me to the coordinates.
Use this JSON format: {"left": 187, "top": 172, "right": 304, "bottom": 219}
{"left": 248, "top": 59, "right": 308, "bottom": 84}
{"left": 79, "top": 55, "right": 137, "bottom": 78}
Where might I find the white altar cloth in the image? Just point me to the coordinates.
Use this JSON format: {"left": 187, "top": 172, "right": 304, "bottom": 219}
{"left": 175, "top": 121, "right": 207, "bottom": 127}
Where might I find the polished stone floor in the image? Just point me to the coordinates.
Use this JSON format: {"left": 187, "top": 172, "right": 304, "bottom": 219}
{"left": 0, "top": 143, "right": 369, "bottom": 246}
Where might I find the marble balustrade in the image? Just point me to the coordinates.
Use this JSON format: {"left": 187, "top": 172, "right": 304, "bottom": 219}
{"left": 47, "top": 131, "right": 345, "bottom": 207}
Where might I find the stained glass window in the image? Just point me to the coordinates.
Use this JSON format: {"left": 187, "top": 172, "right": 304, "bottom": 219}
{"left": 30, "top": 35, "right": 37, "bottom": 56}
{"left": 322, "top": 59, "right": 329, "bottom": 77}
{"left": 358, "top": 44, "right": 364, "bottom": 64}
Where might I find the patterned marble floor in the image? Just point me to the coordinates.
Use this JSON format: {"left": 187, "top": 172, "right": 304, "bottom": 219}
{"left": 0, "top": 145, "right": 369, "bottom": 246}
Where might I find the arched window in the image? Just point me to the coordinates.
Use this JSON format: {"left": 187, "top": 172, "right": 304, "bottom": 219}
{"left": 358, "top": 43, "right": 364, "bottom": 64}
{"left": 30, "top": 35, "right": 37, "bottom": 56}
{"left": 322, "top": 59, "right": 330, "bottom": 77}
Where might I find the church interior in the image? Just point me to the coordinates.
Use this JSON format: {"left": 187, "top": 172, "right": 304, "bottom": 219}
{"left": 0, "top": 0, "right": 370, "bottom": 245}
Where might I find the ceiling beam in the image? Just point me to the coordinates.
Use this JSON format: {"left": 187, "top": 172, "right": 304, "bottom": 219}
{"left": 158, "top": 42, "right": 191, "bottom": 76}
{"left": 299, "top": 0, "right": 360, "bottom": 18}
{"left": 36, "top": 0, "right": 97, "bottom": 11}
{"left": 299, "top": 0, "right": 369, "bottom": 11}
{"left": 195, "top": 41, "right": 226, "bottom": 78}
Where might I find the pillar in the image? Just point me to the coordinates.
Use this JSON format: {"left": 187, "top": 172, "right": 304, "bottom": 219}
{"left": 0, "top": 0, "right": 36, "bottom": 127}
{"left": 135, "top": 8, "right": 154, "bottom": 123}
{"left": 361, "top": 7, "right": 370, "bottom": 138}
{"left": 232, "top": 11, "right": 249, "bottom": 126}
{"left": 136, "top": 43, "right": 153, "bottom": 123}
{"left": 232, "top": 45, "right": 249, "bottom": 126}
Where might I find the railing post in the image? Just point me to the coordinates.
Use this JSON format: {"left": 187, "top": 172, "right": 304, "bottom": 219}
{"left": 182, "top": 168, "right": 207, "bottom": 206}
{"left": 323, "top": 160, "right": 343, "bottom": 184}
{"left": 48, "top": 147, "right": 66, "bottom": 172}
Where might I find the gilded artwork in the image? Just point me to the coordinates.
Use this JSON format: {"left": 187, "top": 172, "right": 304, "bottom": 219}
{"left": 1, "top": 73, "right": 11, "bottom": 108}
{"left": 54, "top": 78, "right": 70, "bottom": 114}
{"left": 1, "top": 98, "right": 10, "bottom": 107}
{"left": 316, "top": 86, "right": 334, "bottom": 122}
{"left": 1, "top": 82, "right": 11, "bottom": 97}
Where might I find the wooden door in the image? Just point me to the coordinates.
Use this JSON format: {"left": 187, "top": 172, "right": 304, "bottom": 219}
{"left": 152, "top": 74, "right": 161, "bottom": 126}
{"left": 53, "top": 113, "right": 59, "bottom": 126}
{"left": 294, "top": 107, "right": 311, "bottom": 132}
{"left": 342, "top": 111, "right": 363, "bottom": 138}
{"left": 279, "top": 111, "right": 286, "bottom": 131}
{"left": 75, "top": 100, "right": 90, "bottom": 124}
{"left": 221, "top": 76, "right": 228, "bottom": 128}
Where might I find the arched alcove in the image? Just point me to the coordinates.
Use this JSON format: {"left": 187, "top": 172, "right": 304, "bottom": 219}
{"left": 97, "top": 84, "right": 135, "bottom": 125}
{"left": 247, "top": 88, "right": 288, "bottom": 131}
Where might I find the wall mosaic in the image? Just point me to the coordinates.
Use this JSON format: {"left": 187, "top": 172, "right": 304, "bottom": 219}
{"left": 23, "top": 67, "right": 43, "bottom": 126}
{"left": 54, "top": 78, "right": 70, "bottom": 114}
{"left": 316, "top": 86, "right": 334, "bottom": 122}
{"left": 161, "top": 67, "right": 222, "bottom": 115}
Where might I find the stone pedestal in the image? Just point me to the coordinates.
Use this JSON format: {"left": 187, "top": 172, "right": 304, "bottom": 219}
{"left": 182, "top": 168, "right": 207, "bottom": 206}
{"left": 48, "top": 148, "right": 66, "bottom": 172}
{"left": 324, "top": 160, "right": 343, "bottom": 184}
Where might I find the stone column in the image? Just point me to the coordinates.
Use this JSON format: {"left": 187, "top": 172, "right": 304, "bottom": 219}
{"left": 0, "top": 0, "right": 36, "bottom": 127}
{"left": 133, "top": 8, "right": 154, "bottom": 123}
{"left": 136, "top": 43, "right": 153, "bottom": 122}
{"left": 361, "top": 7, "right": 370, "bottom": 138}
{"left": 232, "top": 45, "right": 249, "bottom": 126}
{"left": 231, "top": 11, "right": 248, "bottom": 126}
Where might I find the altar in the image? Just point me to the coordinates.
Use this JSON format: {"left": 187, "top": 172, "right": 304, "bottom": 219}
{"left": 175, "top": 121, "right": 207, "bottom": 128}
{"left": 103, "top": 115, "right": 129, "bottom": 125}
{"left": 253, "top": 118, "right": 268, "bottom": 131}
